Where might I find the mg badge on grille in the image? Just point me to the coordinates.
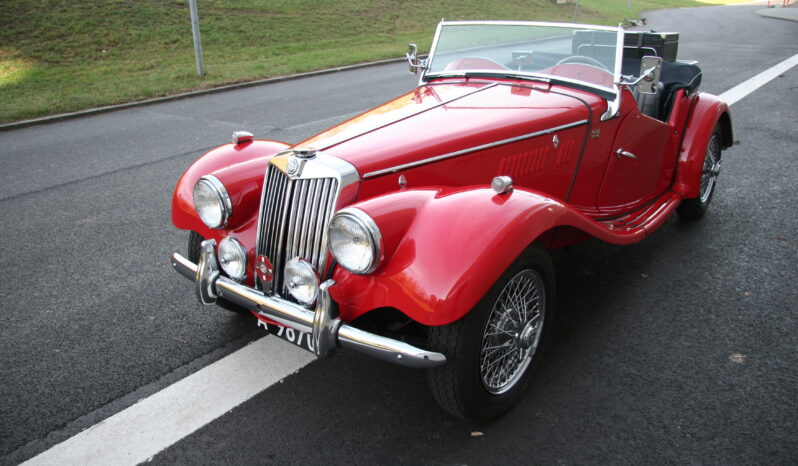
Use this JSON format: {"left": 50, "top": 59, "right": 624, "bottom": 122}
{"left": 255, "top": 255, "right": 274, "bottom": 286}
{"left": 286, "top": 157, "right": 301, "bottom": 176}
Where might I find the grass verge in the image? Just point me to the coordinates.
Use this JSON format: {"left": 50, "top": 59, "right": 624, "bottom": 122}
{"left": 0, "top": 0, "right": 742, "bottom": 123}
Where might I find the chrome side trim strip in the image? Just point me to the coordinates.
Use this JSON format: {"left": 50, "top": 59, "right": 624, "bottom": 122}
{"left": 362, "top": 119, "right": 589, "bottom": 179}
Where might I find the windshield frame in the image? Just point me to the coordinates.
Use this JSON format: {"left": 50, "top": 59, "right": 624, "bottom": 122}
{"left": 421, "top": 21, "right": 624, "bottom": 119}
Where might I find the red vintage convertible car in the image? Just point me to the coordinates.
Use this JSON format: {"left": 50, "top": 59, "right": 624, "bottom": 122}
{"left": 171, "top": 21, "right": 732, "bottom": 420}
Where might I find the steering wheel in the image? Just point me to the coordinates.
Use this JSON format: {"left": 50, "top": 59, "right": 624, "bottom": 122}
{"left": 554, "top": 55, "right": 611, "bottom": 73}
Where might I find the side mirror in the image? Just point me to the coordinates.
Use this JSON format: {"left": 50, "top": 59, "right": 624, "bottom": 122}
{"left": 406, "top": 43, "right": 425, "bottom": 74}
{"left": 620, "top": 55, "right": 663, "bottom": 94}
{"left": 636, "top": 55, "right": 663, "bottom": 94}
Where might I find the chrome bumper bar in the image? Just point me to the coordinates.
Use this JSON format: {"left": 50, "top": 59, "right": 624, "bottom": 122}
{"left": 170, "top": 240, "right": 446, "bottom": 369}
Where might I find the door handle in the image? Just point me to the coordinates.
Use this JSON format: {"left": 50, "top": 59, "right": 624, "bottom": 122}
{"left": 615, "top": 148, "right": 638, "bottom": 160}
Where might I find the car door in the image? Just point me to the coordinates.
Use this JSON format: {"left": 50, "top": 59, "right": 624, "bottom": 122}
{"left": 597, "top": 107, "right": 672, "bottom": 210}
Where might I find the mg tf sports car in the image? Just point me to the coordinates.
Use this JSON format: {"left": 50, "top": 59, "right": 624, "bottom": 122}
{"left": 171, "top": 21, "right": 732, "bottom": 420}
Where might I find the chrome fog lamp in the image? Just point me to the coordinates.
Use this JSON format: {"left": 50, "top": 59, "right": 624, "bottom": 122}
{"left": 193, "top": 175, "right": 232, "bottom": 229}
{"left": 328, "top": 208, "right": 382, "bottom": 274}
{"left": 218, "top": 236, "right": 247, "bottom": 281}
{"left": 285, "top": 258, "right": 320, "bottom": 304}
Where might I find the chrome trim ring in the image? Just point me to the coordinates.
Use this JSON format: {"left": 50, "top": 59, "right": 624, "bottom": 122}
{"left": 195, "top": 175, "right": 233, "bottom": 229}
{"left": 699, "top": 133, "right": 721, "bottom": 204}
{"left": 480, "top": 269, "right": 545, "bottom": 395}
{"left": 329, "top": 207, "right": 383, "bottom": 275}
{"left": 218, "top": 236, "right": 248, "bottom": 281}
{"left": 284, "top": 258, "right": 320, "bottom": 305}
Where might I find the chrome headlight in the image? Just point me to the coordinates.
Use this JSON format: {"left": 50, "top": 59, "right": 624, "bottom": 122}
{"left": 285, "top": 258, "right": 319, "bottom": 304}
{"left": 193, "top": 175, "right": 232, "bottom": 229}
{"left": 328, "top": 208, "right": 382, "bottom": 274}
{"left": 218, "top": 236, "right": 247, "bottom": 281}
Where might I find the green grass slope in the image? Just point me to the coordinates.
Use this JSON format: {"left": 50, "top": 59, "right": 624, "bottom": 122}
{"left": 0, "top": 0, "right": 718, "bottom": 123}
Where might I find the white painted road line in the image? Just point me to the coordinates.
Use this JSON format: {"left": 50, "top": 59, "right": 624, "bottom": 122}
{"left": 22, "top": 337, "right": 314, "bottom": 466}
{"left": 719, "top": 52, "right": 798, "bottom": 106}
{"left": 19, "top": 44, "right": 798, "bottom": 466}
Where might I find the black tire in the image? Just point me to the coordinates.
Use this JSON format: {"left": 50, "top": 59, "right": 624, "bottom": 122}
{"left": 677, "top": 125, "right": 722, "bottom": 219}
{"left": 426, "top": 243, "right": 555, "bottom": 421}
{"left": 187, "top": 230, "right": 203, "bottom": 263}
{"left": 187, "top": 231, "right": 248, "bottom": 314}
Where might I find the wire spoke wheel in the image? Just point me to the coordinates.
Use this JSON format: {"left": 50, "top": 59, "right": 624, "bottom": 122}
{"left": 678, "top": 125, "right": 724, "bottom": 220}
{"left": 479, "top": 269, "right": 545, "bottom": 395}
{"left": 427, "top": 244, "right": 554, "bottom": 420}
{"left": 699, "top": 133, "right": 721, "bottom": 204}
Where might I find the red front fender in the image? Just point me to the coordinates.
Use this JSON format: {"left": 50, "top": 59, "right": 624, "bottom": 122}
{"left": 329, "top": 186, "right": 634, "bottom": 327}
{"left": 673, "top": 93, "right": 733, "bottom": 199}
{"left": 171, "top": 139, "right": 290, "bottom": 236}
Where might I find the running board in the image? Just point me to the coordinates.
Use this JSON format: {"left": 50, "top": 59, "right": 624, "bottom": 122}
{"left": 594, "top": 192, "right": 682, "bottom": 243}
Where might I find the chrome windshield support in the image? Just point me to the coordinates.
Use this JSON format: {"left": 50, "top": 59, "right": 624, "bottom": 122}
{"left": 602, "top": 23, "right": 626, "bottom": 121}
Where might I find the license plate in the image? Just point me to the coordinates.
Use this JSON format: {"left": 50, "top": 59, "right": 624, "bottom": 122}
{"left": 256, "top": 318, "right": 315, "bottom": 353}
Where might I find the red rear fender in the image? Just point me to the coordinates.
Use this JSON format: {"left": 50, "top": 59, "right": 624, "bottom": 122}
{"left": 674, "top": 94, "right": 732, "bottom": 199}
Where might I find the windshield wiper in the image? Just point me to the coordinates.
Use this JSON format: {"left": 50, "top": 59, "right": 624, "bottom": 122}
{"left": 498, "top": 74, "right": 551, "bottom": 83}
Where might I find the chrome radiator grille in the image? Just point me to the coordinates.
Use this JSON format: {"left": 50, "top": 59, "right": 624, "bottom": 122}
{"left": 256, "top": 165, "right": 338, "bottom": 295}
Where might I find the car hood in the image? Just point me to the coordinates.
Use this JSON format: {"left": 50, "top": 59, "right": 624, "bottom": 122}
{"left": 296, "top": 81, "right": 593, "bottom": 178}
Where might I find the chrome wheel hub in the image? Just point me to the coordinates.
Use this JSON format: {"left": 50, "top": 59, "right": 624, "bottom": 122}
{"left": 480, "top": 269, "right": 545, "bottom": 395}
{"left": 518, "top": 319, "right": 539, "bottom": 349}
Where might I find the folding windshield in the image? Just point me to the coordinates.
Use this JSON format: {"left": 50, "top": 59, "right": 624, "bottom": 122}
{"left": 426, "top": 22, "right": 622, "bottom": 97}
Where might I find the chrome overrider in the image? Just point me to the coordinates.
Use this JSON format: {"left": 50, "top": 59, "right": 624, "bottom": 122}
{"left": 171, "top": 241, "right": 446, "bottom": 369}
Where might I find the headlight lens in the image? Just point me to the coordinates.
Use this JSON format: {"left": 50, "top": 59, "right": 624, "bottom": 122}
{"left": 218, "top": 236, "right": 247, "bottom": 280}
{"left": 328, "top": 208, "right": 382, "bottom": 274}
{"left": 193, "top": 176, "right": 232, "bottom": 228}
{"left": 285, "top": 258, "right": 319, "bottom": 304}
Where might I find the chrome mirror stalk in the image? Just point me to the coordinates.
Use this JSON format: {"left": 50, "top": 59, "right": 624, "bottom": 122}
{"left": 624, "top": 56, "right": 663, "bottom": 94}
{"left": 406, "top": 43, "right": 427, "bottom": 74}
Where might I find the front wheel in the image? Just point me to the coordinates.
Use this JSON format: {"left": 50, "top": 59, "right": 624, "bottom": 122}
{"left": 426, "top": 243, "right": 555, "bottom": 421}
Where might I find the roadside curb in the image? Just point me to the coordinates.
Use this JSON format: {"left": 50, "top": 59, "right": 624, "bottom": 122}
{"left": 0, "top": 57, "right": 405, "bottom": 132}
{"left": 755, "top": 6, "right": 798, "bottom": 22}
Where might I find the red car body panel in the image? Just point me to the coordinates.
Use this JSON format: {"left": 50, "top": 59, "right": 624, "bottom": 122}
{"left": 307, "top": 81, "right": 595, "bottom": 185}
{"left": 328, "top": 184, "right": 678, "bottom": 326}
{"left": 171, "top": 139, "right": 289, "bottom": 287}
{"left": 674, "top": 93, "right": 732, "bottom": 198}
{"left": 171, "top": 73, "right": 732, "bottom": 326}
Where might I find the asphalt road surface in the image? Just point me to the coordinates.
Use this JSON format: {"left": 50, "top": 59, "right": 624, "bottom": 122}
{"left": 1, "top": 4, "right": 796, "bottom": 465}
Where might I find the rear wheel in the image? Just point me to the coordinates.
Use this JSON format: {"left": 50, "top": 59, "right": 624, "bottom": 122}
{"left": 426, "top": 243, "right": 555, "bottom": 421}
{"left": 678, "top": 126, "right": 722, "bottom": 219}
